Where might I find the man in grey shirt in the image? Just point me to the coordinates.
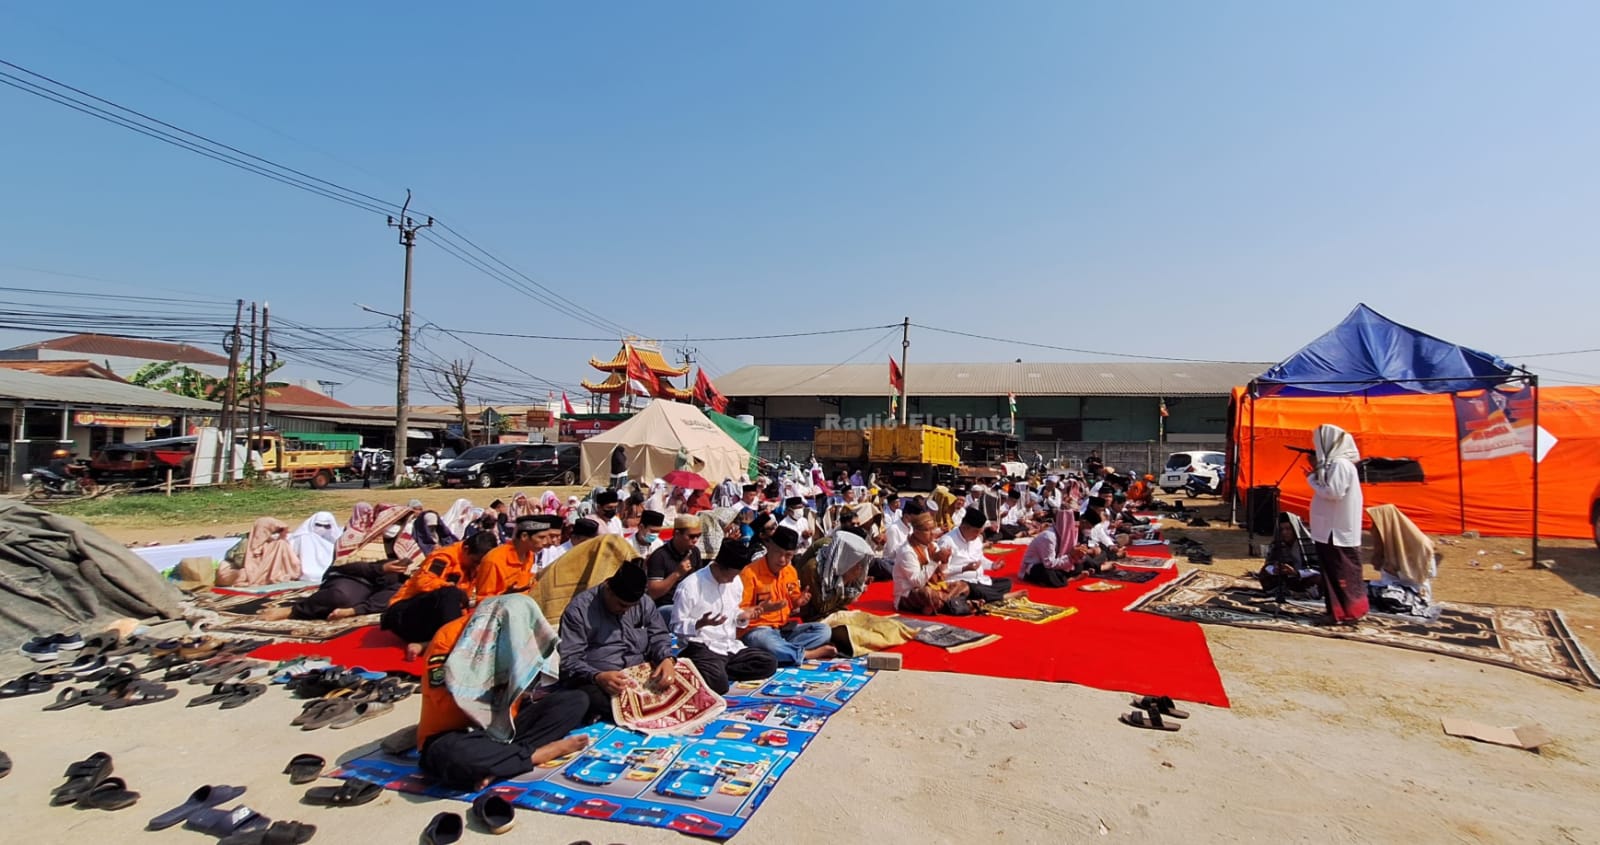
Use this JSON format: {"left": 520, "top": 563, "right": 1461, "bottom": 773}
{"left": 558, "top": 562, "right": 676, "bottom": 723}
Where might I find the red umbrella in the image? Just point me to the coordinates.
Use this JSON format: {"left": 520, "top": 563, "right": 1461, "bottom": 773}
{"left": 662, "top": 469, "right": 709, "bottom": 490}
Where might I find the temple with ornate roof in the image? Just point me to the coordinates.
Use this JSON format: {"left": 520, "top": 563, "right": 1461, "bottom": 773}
{"left": 581, "top": 341, "right": 693, "bottom": 411}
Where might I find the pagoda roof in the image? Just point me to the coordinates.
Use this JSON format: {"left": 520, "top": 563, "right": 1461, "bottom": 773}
{"left": 581, "top": 370, "right": 693, "bottom": 400}
{"left": 589, "top": 343, "right": 690, "bottom": 377}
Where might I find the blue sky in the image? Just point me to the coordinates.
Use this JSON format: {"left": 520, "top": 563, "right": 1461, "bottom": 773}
{"left": 2, "top": 1, "right": 1598, "bottom": 403}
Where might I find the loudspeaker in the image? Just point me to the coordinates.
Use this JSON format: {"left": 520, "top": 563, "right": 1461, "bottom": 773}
{"left": 1246, "top": 486, "right": 1280, "bottom": 536}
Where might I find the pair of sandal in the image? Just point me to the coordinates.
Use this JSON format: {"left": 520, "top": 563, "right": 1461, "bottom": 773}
{"left": 187, "top": 658, "right": 273, "bottom": 687}
{"left": 295, "top": 697, "right": 394, "bottom": 731}
{"left": 186, "top": 805, "right": 316, "bottom": 844}
{"left": 51, "top": 751, "right": 140, "bottom": 810}
{"left": 187, "top": 682, "right": 267, "bottom": 709}
{"left": 1119, "top": 695, "right": 1191, "bottom": 732}
{"left": 44, "top": 669, "right": 177, "bottom": 711}
{"left": 303, "top": 778, "right": 382, "bottom": 807}
{"left": 418, "top": 794, "right": 510, "bottom": 842}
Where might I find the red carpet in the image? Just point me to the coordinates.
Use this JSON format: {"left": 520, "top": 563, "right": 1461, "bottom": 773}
{"left": 857, "top": 552, "right": 1229, "bottom": 707}
{"left": 249, "top": 626, "right": 423, "bottom": 677}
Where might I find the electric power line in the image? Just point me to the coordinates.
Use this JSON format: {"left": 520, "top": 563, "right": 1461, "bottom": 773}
{"left": 910, "top": 322, "right": 1267, "bottom": 365}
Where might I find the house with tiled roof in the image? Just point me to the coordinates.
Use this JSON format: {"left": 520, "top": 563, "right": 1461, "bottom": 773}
{"left": 0, "top": 333, "right": 230, "bottom": 379}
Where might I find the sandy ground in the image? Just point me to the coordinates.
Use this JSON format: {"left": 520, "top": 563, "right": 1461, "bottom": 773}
{"left": 5, "top": 497, "right": 1598, "bottom": 843}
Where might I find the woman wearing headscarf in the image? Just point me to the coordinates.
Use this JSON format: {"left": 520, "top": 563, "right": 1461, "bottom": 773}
{"left": 1307, "top": 423, "right": 1368, "bottom": 624}
{"left": 539, "top": 490, "right": 563, "bottom": 518}
{"left": 510, "top": 492, "right": 535, "bottom": 517}
{"left": 930, "top": 485, "right": 958, "bottom": 532}
{"left": 216, "top": 517, "right": 302, "bottom": 587}
{"left": 260, "top": 524, "right": 409, "bottom": 621}
{"left": 442, "top": 498, "right": 475, "bottom": 539}
{"left": 412, "top": 510, "right": 458, "bottom": 557}
{"left": 288, "top": 511, "right": 341, "bottom": 582}
{"left": 340, "top": 502, "right": 375, "bottom": 550}
{"left": 417, "top": 595, "right": 591, "bottom": 791}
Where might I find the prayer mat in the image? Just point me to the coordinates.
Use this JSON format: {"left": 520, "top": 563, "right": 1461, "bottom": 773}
{"left": 189, "top": 588, "right": 378, "bottom": 641}
{"left": 1078, "top": 581, "right": 1124, "bottom": 592}
{"left": 329, "top": 660, "right": 874, "bottom": 841}
{"left": 980, "top": 597, "right": 1078, "bottom": 625}
{"left": 894, "top": 617, "right": 1000, "bottom": 652}
{"left": 248, "top": 625, "right": 422, "bottom": 676}
{"left": 1093, "top": 568, "right": 1160, "bottom": 584}
{"left": 612, "top": 658, "right": 726, "bottom": 736}
{"left": 1131, "top": 571, "right": 1600, "bottom": 688}
{"left": 855, "top": 559, "right": 1229, "bottom": 707}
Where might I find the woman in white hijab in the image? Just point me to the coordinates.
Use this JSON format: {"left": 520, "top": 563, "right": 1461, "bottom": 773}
{"left": 288, "top": 511, "right": 341, "bottom": 582}
{"left": 1306, "top": 423, "right": 1368, "bottom": 624}
{"left": 442, "top": 498, "right": 475, "bottom": 539}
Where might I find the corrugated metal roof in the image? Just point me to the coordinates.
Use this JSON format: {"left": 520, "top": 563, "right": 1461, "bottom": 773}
{"left": 0, "top": 368, "right": 219, "bottom": 410}
{"left": 715, "top": 361, "right": 1268, "bottom": 397}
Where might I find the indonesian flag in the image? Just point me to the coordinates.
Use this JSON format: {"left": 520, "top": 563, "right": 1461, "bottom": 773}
{"left": 1160, "top": 399, "right": 1169, "bottom": 418}
{"left": 562, "top": 392, "right": 576, "bottom": 416}
{"left": 889, "top": 356, "right": 904, "bottom": 392}
{"left": 1008, "top": 392, "right": 1017, "bottom": 414}
{"left": 694, "top": 369, "right": 728, "bottom": 413}
{"left": 625, "top": 347, "right": 660, "bottom": 397}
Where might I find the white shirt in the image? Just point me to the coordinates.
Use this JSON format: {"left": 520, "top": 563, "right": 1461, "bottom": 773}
{"left": 1307, "top": 460, "right": 1363, "bottom": 546}
{"left": 1020, "top": 528, "right": 1062, "bottom": 576}
{"left": 890, "top": 542, "right": 938, "bottom": 605}
{"left": 536, "top": 541, "right": 570, "bottom": 575}
{"left": 1089, "top": 522, "right": 1118, "bottom": 551}
{"left": 597, "top": 515, "right": 624, "bottom": 536}
{"left": 779, "top": 514, "right": 812, "bottom": 546}
{"left": 1000, "top": 502, "right": 1023, "bottom": 526}
{"left": 882, "top": 519, "right": 909, "bottom": 558}
{"left": 673, "top": 567, "right": 746, "bottom": 656}
{"left": 936, "top": 529, "right": 997, "bottom": 586}
{"left": 950, "top": 507, "right": 969, "bottom": 530}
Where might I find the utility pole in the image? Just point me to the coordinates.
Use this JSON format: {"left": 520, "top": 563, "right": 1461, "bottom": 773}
{"left": 246, "top": 303, "right": 258, "bottom": 473}
{"left": 899, "top": 316, "right": 910, "bottom": 425}
{"left": 221, "top": 300, "right": 243, "bottom": 482}
{"left": 260, "top": 302, "right": 272, "bottom": 441}
{"left": 676, "top": 345, "right": 699, "bottom": 392}
{"left": 388, "top": 190, "right": 434, "bottom": 485}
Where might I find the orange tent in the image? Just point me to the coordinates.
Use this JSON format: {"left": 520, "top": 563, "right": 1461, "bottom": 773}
{"left": 1232, "top": 385, "right": 1600, "bottom": 540}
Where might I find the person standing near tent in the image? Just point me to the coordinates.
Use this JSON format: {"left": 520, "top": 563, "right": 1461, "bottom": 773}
{"left": 1306, "top": 423, "right": 1368, "bottom": 625}
{"left": 610, "top": 444, "right": 630, "bottom": 489}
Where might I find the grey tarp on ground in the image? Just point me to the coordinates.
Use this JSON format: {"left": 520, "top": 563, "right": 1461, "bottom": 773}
{"left": 0, "top": 499, "right": 183, "bottom": 646}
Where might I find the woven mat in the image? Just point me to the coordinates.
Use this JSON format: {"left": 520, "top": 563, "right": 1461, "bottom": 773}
{"left": 1130, "top": 570, "right": 1600, "bottom": 687}
{"left": 188, "top": 588, "right": 378, "bottom": 642}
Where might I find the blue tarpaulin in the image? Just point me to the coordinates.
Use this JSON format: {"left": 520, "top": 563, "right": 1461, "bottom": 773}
{"left": 1254, "top": 304, "right": 1517, "bottom": 396}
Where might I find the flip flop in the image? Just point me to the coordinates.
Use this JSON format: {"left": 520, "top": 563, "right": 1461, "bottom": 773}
{"left": 0, "top": 750, "right": 11, "bottom": 779}
{"left": 302, "top": 778, "right": 382, "bottom": 807}
{"left": 51, "top": 751, "right": 113, "bottom": 806}
{"left": 1119, "top": 708, "right": 1181, "bottom": 732}
{"left": 283, "top": 753, "right": 325, "bottom": 785}
{"left": 329, "top": 700, "right": 392, "bottom": 730}
{"left": 471, "top": 793, "right": 515, "bottom": 834}
{"left": 422, "top": 811, "right": 464, "bottom": 845}
{"left": 219, "top": 684, "right": 267, "bottom": 710}
{"left": 220, "top": 819, "right": 318, "bottom": 845}
{"left": 1131, "top": 695, "right": 1191, "bottom": 719}
{"left": 187, "top": 805, "right": 270, "bottom": 837}
{"left": 147, "top": 783, "right": 248, "bottom": 830}
{"left": 0, "top": 672, "right": 55, "bottom": 698}
{"left": 138, "top": 654, "right": 191, "bottom": 675}
{"left": 164, "top": 662, "right": 207, "bottom": 682}
{"left": 64, "top": 653, "right": 111, "bottom": 677}
{"left": 42, "top": 687, "right": 99, "bottom": 712}
{"left": 76, "top": 775, "right": 141, "bottom": 811}
{"left": 101, "top": 680, "right": 179, "bottom": 710}
{"left": 300, "top": 699, "right": 355, "bottom": 731}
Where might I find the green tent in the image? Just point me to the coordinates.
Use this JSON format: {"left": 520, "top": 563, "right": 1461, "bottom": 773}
{"left": 707, "top": 410, "right": 760, "bottom": 478}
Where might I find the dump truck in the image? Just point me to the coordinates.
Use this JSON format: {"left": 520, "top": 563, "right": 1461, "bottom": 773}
{"left": 251, "top": 434, "right": 352, "bottom": 488}
{"left": 813, "top": 429, "right": 868, "bottom": 475}
{"left": 868, "top": 424, "right": 959, "bottom": 491}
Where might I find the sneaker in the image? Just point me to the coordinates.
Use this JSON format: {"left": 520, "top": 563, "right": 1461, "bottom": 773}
{"left": 20, "top": 633, "right": 83, "bottom": 662}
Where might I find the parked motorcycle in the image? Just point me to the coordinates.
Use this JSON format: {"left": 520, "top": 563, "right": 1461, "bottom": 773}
{"left": 22, "top": 467, "right": 99, "bottom": 499}
{"left": 1182, "top": 469, "right": 1224, "bottom": 498}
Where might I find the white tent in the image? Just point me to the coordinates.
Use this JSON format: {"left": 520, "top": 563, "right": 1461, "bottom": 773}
{"left": 579, "top": 400, "right": 752, "bottom": 487}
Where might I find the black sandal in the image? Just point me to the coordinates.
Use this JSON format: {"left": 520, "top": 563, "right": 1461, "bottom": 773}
{"left": 76, "top": 776, "right": 141, "bottom": 811}
{"left": 283, "top": 753, "right": 325, "bottom": 785}
{"left": 51, "top": 751, "right": 113, "bottom": 805}
{"left": 302, "top": 778, "right": 382, "bottom": 807}
{"left": 1119, "top": 707, "right": 1181, "bottom": 732}
{"left": 1131, "top": 695, "right": 1190, "bottom": 719}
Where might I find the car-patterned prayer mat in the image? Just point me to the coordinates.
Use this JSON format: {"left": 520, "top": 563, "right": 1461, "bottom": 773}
{"left": 1130, "top": 570, "right": 1600, "bottom": 687}
{"left": 330, "top": 660, "right": 874, "bottom": 840}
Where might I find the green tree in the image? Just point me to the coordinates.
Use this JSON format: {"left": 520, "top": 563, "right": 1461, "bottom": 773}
{"left": 130, "top": 360, "right": 288, "bottom": 402}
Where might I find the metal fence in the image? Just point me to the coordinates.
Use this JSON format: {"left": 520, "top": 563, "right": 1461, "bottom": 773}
{"left": 757, "top": 439, "right": 1223, "bottom": 478}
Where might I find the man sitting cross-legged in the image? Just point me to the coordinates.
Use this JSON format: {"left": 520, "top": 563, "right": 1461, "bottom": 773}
{"left": 673, "top": 539, "right": 779, "bottom": 695}
{"left": 418, "top": 595, "right": 590, "bottom": 791}
{"left": 558, "top": 562, "right": 677, "bottom": 724}
{"left": 738, "top": 527, "right": 837, "bottom": 666}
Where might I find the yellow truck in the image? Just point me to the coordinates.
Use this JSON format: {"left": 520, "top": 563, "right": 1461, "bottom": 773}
{"left": 868, "top": 425, "right": 959, "bottom": 491}
{"left": 252, "top": 434, "right": 353, "bottom": 489}
{"left": 813, "top": 429, "right": 868, "bottom": 475}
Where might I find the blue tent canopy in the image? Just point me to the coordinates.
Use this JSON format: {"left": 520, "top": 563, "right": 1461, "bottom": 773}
{"left": 1254, "top": 304, "right": 1520, "bottom": 396}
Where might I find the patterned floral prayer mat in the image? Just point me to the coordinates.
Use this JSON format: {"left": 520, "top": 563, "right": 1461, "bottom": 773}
{"left": 1130, "top": 570, "right": 1600, "bottom": 687}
